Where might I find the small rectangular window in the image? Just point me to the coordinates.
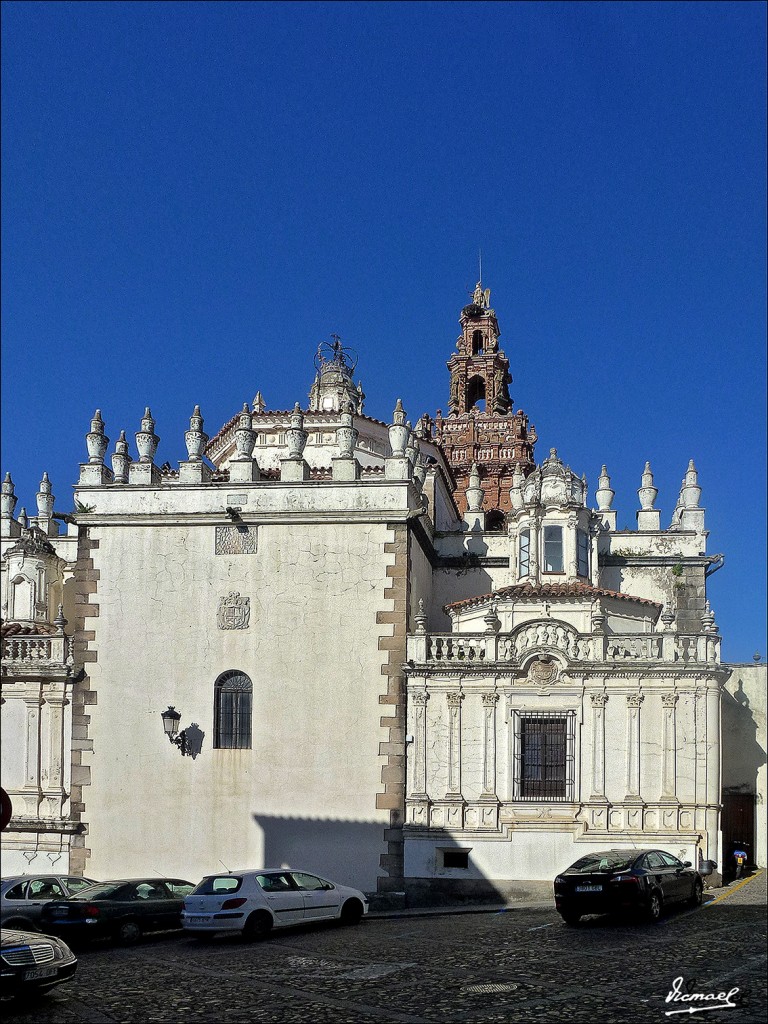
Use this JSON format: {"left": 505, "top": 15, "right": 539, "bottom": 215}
{"left": 543, "top": 525, "right": 563, "bottom": 573}
{"left": 577, "top": 530, "right": 589, "bottom": 578}
{"left": 442, "top": 850, "right": 470, "bottom": 869}
{"left": 513, "top": 712, "right": 575, "bottom": 801}
{"left": 519, "top": 530, "right": 530, "bottom": 577}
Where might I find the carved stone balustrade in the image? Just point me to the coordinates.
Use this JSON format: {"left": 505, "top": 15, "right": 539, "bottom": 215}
{"left": 407, "top": 629, "right": 721, "bottom": 667}
{"left": 1, "top": 635, "right": 75, "bottom": 672}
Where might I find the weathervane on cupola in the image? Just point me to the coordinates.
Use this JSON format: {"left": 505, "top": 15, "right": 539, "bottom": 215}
{"left": 309, "top": 334, "right": 365, "bottom": 415}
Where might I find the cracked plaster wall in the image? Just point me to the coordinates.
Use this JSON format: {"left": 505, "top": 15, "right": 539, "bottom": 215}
{"left": 79, "top": 518, "right": 396, "bottom": 891}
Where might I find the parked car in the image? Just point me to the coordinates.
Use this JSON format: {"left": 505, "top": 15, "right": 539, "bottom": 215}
{"left": 1, "top": 875, "right": 98, "bottom": 931}
{"left": 182, "top": 869, "right": 369, "bottom": 940}
{"left": 554, "top": 849, "right": 704, "bottom": 925}
{"left": 40, "top": 878, "right": 195, "bottom": 944}
{"left": 1, "top": 927, "right": 77, "bottom": 1001}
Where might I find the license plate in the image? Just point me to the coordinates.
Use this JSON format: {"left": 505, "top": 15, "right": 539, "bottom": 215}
{"left": 186, "top": 916, "right": 211, "bottom": 925}
{"left": 24, "top": 966, "right": 58, "bottom": 981}
{"left": 575, "top": 885, "right": 602, "bottom": 892}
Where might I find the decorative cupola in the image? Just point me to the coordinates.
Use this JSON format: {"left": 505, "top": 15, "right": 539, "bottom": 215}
{"left": 434, "top": 283, "right": 536, "bottom": 518}
{"left": 508, "top": 449, "right": 597, "bottom": 586}
{"left": 308, "top": 336, "right": 363, "bottom": 414}
{"left": 2, "top": 524, "right": 64, "bottom": 625}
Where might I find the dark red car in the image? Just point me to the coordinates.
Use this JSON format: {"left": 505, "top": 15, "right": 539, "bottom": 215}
{"left": 554, "top": 849, "right": 703, "bottom": 925}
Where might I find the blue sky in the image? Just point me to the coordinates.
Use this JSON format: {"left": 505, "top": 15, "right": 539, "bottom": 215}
{"left": 2, "top": 1, "right": 765, "bottom": 661}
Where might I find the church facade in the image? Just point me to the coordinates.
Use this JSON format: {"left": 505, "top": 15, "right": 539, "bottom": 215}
{"left": 2, "top": 286, "right": 764, "bottom": 900}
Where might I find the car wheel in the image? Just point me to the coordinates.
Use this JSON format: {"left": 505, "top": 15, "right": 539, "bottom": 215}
{"left": 115, "top": 919, "right": 142, "bottom": 945}
{"left": 2, "top": 918, "right": 38, "bottom": 932}
{"left": 340, "top": 899, "right": 364, "bottom": 925}
{"left": 689, "top": 879, "right": 703, "bottom": 907}
{"left": 242, "top": 911, "right": 272, "bottom": 941}
{"left": 559, "top": 911, "right": 581, "bottom": 926}
{"left": 646, "top": 891, "right": 663, "bottom": 923}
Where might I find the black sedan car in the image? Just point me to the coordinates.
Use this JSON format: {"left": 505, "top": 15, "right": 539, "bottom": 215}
{"left": 40, "top": 878, "right": 195, "bottom": 945}
{"left": 1, "top": 927, "right": 77, "bottom": 1001}
{"left": 554, "top": 849, "right": 703, "bottom": 925}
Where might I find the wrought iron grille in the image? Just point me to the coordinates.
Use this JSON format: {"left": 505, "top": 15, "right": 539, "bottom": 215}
{"left": 214, "top": 671, "right": 253, "bottom": 749}
{"left": 512, "top": 711, "right": 575, "bottom": 801}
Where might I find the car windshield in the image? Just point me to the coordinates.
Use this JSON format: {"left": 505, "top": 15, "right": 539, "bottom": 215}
{"left": 191, "top": 876, "right": 242, "bottom": 895}
{"left": 569, "top": 853, "right": 636, "bottom": 873}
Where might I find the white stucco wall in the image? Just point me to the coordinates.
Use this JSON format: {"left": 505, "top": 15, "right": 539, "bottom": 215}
{"left": 80, "top": 516, "right": 399, "bottom": 892}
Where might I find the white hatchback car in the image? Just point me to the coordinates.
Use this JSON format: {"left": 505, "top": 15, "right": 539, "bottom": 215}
{"left": 181, "top": 869, "right": 369, "bottom": 940}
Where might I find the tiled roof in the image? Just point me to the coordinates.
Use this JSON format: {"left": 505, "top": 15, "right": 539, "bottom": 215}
{"left": 1, "top": 620, "right": 60, "bottom": 637}
{"left": 445, "top": 581, "right": 662, "bottom": 614}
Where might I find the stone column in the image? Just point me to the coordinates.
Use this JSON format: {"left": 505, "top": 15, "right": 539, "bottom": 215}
{"left": 445, "top": 691, "right": 464, "bottom": 799}
{"left": 480, "top": 692, "right": 499, "bottom": 797}
{"left": 410, "top": 692, "right": 429, "bottom": 798}
{"left": 705, "top": 684, "right": 720, "bottom": 809}
{"left": 660, "top": 692, "right": 679, "bottom": 800}
{"left": 589, "top": 692, "right": 608, "bottom": 800}
{"left": 624, "top": 692, "right": 644, "bottom": 801}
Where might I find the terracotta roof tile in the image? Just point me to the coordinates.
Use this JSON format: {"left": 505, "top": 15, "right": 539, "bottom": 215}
{"left": 445, "top": 581, "right": 662, "bottom": 614}
{"left": 1, "top": 620, "right": 60, "bottom": 638}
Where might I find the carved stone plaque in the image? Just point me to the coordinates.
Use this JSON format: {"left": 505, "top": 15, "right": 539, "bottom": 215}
{"left": 217, "top": 592, "right": 250, "bottom": 630}
{"left": 215, "top": 525, "right": 257, "bottom": 554}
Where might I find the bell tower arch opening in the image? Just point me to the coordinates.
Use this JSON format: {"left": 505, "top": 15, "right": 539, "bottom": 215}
{"left": 434, "top": 281, "right": 537, "bottom": 515}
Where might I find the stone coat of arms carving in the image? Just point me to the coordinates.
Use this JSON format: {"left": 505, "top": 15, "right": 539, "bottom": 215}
{"left": 217, "top": 592, "right": 250, "bottom": 630}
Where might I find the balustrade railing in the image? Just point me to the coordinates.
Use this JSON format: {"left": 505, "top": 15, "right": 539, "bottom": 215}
{"left": 409, "top": 630, "right": 719, "bottom": 666}
{"left": 2, "top": 635, "right": 74, "bottom": 667}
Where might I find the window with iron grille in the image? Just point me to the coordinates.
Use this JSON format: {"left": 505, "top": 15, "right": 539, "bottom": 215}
{"left": 577, "top": 529, "right": 590, "bottom": 578}
{"left": 519, "top": 529, "right": 530, "bottom": 577}
{"left": 214, "top": 670, "right": 252, "bottom": 749}
{"left": 512, "top": 711, "right": 575, "bottom": 801}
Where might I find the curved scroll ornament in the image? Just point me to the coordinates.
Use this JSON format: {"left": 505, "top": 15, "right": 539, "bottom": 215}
{"left": 500, "top": 620, "right": 591, "bottom": 663}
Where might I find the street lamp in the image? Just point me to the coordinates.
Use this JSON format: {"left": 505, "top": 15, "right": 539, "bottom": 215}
{"left": 160, "top": 706, "right": 187, "bottom": 755}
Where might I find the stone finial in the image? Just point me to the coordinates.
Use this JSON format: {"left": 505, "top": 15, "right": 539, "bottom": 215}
{"left": 18, "top": 506, "right": 29, "bottom": 529}
{"left": 509, "top": 463, "right": 524, "bottom": 510}
{"left": 466, "top": 462, "right": 484, "bottom": 512}
{"left": 184, "top": 406, "right": 209, "bottom": 462}
{"left": 637, "top": 461, "right": 658, "bottom": 510}
{"left": 86, "top": 409, "right": 109, "bottom": 465}
{"left": 111, "top": 430, "right": 132, "bottom": 483}
{"left": 135, "top": 407, "right": 160, "bottom": 464}
{"left": 336, "top": 402, "right": 358, "bottom": 459}
{"left": 286, "top": 402, "right": 308, "bottom": 459}
{"left": 234, "top": 403, "right": 256, "bottom": 460}
{"left": 701, "top": 600, "right": 717, "bottom": 633}
{"left": 414, "top": 597, "right": 428, "bottom": 634}
{"left": 660, "top": 605, "right": 676, "bottom": 631}
{"left": 413, "top": 455, "right": 427, "bottom": 491}
{"left": 252, "top": 391, "right": 266, "bottom": 414}
{"left": 36, "top": 472, "right": 54, "bottom": 519}
{"left": 596, "top": 465, "right": 614, "bottom": 511}
{"left": 1, "top": 472, "right": 18, "bottom": 519}
{"left": 388, "top": 399, "right": 409, "bottom": 457}
{"left": 405, "top": 425, "right": 419, "bottom": 468}
{"left": 483, "top": 600, "right": 501, "bottom": 634}
{"left": 54, "top": 604, "right": 68, "bottom": 634}
{"left": 681, "top": 459, "right": 702, "bottom": 508}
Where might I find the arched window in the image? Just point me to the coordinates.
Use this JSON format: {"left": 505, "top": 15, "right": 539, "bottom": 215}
{"left": 472, "top": 330, "right": 484, "bottom": 355}
{"left": 485, "top": 509, "right": 506, "bottom": 532}
{"left": 214, "top": 670, "right": 252, "bottom": 749}
{"left": 10, "top": 575, "right": 34, "bottom": 620}
{"left": 466, "top": 376, "right": 486, "bottom": 412}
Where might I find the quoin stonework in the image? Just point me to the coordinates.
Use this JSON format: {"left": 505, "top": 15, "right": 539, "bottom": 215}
{"left": 1, "top": 285, "right": 765, "bottom": 902}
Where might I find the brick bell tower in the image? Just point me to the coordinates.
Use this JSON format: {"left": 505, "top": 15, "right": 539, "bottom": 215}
{"left": 434, "top": 282, "right": 537, "bottom": 521}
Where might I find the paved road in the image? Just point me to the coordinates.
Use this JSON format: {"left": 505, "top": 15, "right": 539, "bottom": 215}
{"left": 8, "top": 872, "right": 766, "bottom": 1024}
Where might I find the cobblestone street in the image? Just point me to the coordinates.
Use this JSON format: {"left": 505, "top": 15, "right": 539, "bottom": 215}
{"left": 7, "top": 872, "right": 766, "bottom": 1024}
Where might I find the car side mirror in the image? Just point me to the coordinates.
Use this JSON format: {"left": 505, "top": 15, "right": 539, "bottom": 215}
{"left": 683, "top": 861, "right": 692, "bottom": 868}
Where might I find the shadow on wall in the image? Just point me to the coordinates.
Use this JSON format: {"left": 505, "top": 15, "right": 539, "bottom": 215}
{"left": 252, "top": 815, "right": 507, "bottom": 908}
{"left": 722, "top": 681, "right": 767, "bottom": 796}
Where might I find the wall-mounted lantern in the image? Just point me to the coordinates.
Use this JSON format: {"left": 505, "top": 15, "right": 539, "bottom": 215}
{"left": 160, "top": 706, "right": 204, "bottom": 759}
